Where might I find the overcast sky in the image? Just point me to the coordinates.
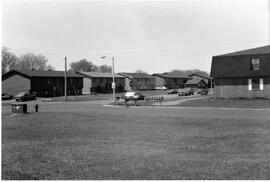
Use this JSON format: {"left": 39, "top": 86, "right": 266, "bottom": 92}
{"left": 2, "top": 0, "right": 269, "bottom": 73}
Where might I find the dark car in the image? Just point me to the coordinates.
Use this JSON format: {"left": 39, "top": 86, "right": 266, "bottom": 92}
{"left": 167, "top": 89, "right": 178, "bottom": 94}
{"left": 184, "top": 87, "right": 195, "bottom": 95}
{"left": 15, "top": 92, "right": 36, "bottom": 102}
{"left": 2, "top": 93, "right": 13, "bottom": 100}
{"left": 200, "top": 89, "right": 208, "bottom": 95}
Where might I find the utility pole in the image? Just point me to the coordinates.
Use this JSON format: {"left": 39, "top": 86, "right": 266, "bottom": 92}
{"left": 269, "top": 0, "right": 270, "bottom": 44}
{"left": 112, "top": 57, "right": 116, "bottom": 102}
{"left": 64, "top": 56, "right": 67, "bottom": 101}
{"left": 101, "top": 56, "right": 116, "bottom": 103}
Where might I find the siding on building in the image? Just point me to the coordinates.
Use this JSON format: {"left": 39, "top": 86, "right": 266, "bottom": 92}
{"left": 76, "top": 72, "right": 125, "bottom": 93}
{"left": 129, "top": 77, "right": 155, "bottom": 90}
{"left": 214, "top": 76, "right": 270, "bottom": 98}
{"left": 189, "top": 75, "right": 208, "bottom": 85}
{"left": 186, "top": 79, "right": 207, "bottom": 88}
{"left": 90, "top": 77, "right": 125, "bottom": 93}
{"left": 210, "top": 45, "right": 270, "bottom": 99}
{"left": 2, "top": 74, "right": 31, "bottom": 95}
{"left": 124, "top": 78, "right": 132, "bottom": 91}
{"left": 30, "top": 77, "right": 82, "bottom": 97}
{"left": 154, "top": 76, "right": 165, "bottom": 87}
{"left": 119, "top": 73, "right": 156, "bottom": 90}
{"left": 82, "top": 78, "right": 92, "bottom": 94}
{"left": 2, "top": 70, "right": 83, "bottom": 97}
{"left": 153, "top": 73, "right": 188, "bottom": 89}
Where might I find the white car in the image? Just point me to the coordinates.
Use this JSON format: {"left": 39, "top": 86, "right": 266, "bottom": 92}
{"left": 123, "top": 92, "right": 145, "bottom": 101}
{"left": 155, "top": 86, "right": 167, "bottom": 90}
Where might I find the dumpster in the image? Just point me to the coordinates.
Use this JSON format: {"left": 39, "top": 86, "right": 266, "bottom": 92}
{"left": 11, "top": 104, "right": 27, "bottom": 113}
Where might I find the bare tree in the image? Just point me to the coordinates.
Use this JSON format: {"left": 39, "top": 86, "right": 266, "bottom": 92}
{"left": 17, "top": 53, "right": 50, "bottom": 70}
{"left": 98, "top": 65, "right": 112, "bottom": 73}
{"left": 135, "top": 70, "right": 148, "bottom": 74}
{"left": 2, "top": 47, "right": 19, "bottom": 73}
{"left": 69, "top": 59, "right": 96, "bottom": 72}
{"left": 46, "top": 64, "right": 55, "bottom": 71}
{"left": 170, "top": 69, "right": 209, "bottom": 77}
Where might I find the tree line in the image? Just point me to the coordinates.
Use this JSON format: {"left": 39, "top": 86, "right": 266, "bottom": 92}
{"left": 134, "top": 69, "right": 210, "bottom": 77}
{"left": 2, "top": 47, "right": 209, "bottom": 76}
{"left": 1, "top": 47, "right": 112, "bottom": 74}
{"left": 2, "top": 47, "right": 55, "bottom": 74}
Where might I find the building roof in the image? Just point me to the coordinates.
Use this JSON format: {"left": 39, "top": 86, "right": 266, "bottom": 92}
{"left": 214, "top": 45, "right": 270, "bottom": 57}
{"left": 77, "top": 72, "right": 125, "bottom": 78}
{"left": 189, "top": 72, "right": 210, "bottom": 79}
{"left": 153, "top": 73, "right": 189, "bottom": 79}
{"left": 210, "top": 46, "right": 270, "bottom": 78}
{"left": 186, "top": 77, "right": 206, "bottom": 85}
{"left": 2, "top": 69, "right": 83, "bottom": 79}
{"left": 119, "top": 72, "right": 154, "bottom": 78}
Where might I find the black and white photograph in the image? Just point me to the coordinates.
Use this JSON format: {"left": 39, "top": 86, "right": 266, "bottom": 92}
{"left": 1, "top": 0, "right": 270, "bottom": 180}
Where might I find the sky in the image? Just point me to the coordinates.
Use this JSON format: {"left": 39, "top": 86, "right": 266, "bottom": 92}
{"left": 2, "top": 0, "right": 270, "bottom": 73}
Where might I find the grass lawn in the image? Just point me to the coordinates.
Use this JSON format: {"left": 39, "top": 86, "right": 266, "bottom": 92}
{"left": 2, "top": 106, "right": 270, "bottom": 180}
{"left": 177, "top": 98, "right": 270, "bottom": 109}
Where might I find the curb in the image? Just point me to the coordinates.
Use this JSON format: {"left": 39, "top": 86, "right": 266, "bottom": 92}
{"left": 103, "top": 104, "right": 270, "bottom": 111}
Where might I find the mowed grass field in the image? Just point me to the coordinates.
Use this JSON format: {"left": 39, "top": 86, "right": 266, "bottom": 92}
{"left": 2, "top": 102, "right": 270, "bottom": 180}
{"left": 177, "top": 98, "right": 270, "bottom": 109}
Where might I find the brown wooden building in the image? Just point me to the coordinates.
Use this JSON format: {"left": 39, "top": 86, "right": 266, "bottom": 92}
{"left": 2, "top": 69, "right": 83, "bottom": 97}
{"left": 76, "top": 72, "right": 125, "bottom": 94}
{"left": 189, "top": 73, "right": 212, "bottom": 88}
{"left": 153, "top": 73, "right": 189, "bottom": 89}
{"left": 210, "top": 45, "right": 270, "bottom": 99}
{"left": 186, "top": 77, "right": 208, "bottom": 89}
{"left": 118, "top": 72, "right": 156, "bottom": 90}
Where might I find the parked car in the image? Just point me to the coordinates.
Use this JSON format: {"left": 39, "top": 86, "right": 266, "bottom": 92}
{"left": 200, "top": 89, "right": 208, "bottom": 95}
{"left": 197, "top": 89, "right": 208, "bottom": 95}
{"left": 14, "top": 92, "right": 36, "bottom": 102}
{"left": 167, "top": 89, "right": 178, "bottom": 94}
{"left": 184, "top": 87, "right": 195, "bottom": 95}
{"left": 123, "top": 92, "right": 145, "bottom": 101}
{"left": 177, "top": 88, "right": 189, "bottom": 96}
{"left": 155, "top": 86, "right": 167, "bottom": 90}
{"left": 2, "top": 93, "right": 13, "bottom": 100}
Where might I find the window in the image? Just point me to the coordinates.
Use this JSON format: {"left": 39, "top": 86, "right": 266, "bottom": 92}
{"left": 251, "top": 58, "right": 260, "bottom": 70}
{"left": 248, "top": 78, "right": 263, "bottom": 91}
{"left": 252, "top": 79, "right": 260, "bottom": 90}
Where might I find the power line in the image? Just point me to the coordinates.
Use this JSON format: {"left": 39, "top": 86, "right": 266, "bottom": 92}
{"left": 5, "top": 39, "right": 269, "bottom": 55}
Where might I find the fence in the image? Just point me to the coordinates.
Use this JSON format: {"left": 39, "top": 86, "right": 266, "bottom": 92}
{"left": 116, "top": 96, "right": 164, "bottom": 106}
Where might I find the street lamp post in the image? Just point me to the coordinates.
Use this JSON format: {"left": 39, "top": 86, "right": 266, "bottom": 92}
{"left": 101, "top": 56, "right": 116, "bottom": 103}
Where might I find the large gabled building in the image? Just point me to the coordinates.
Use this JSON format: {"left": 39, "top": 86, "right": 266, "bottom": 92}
{"left": 210, "top": 45, "right": 270, "bottom": 99}
{"left": 188, "top": 72, "right": 212, "bottom": 88}
{"left": 118, "top": 72, "right": 156, "bottom": 90}
{"left": 186, "top": 77, "right": 208, "bottom": 89}
{"left": 2, "top": 69, "right": 83, "bottom": 97}
{"left": 76, "top": 72, "right": 125, "bottom": 94}
{"left": 152, "top": 73, "right": 189, "bottom": 89}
